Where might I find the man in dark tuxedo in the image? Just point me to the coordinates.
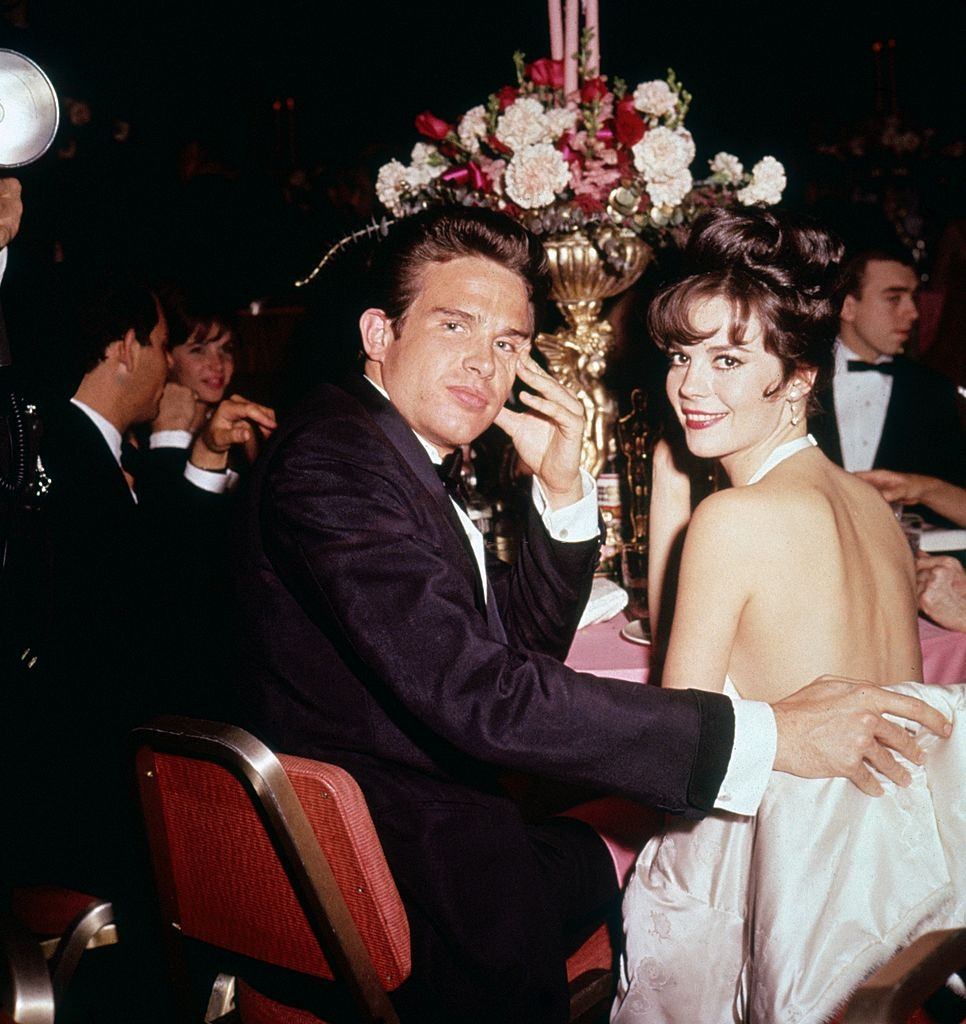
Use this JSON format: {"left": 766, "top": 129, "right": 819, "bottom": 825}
{"left": 4, "top": 277, "right": 272, "bottom": 894}
{"left": 234, "top": 209, "right": 949, "bottom": 1023}
{"left": 811, "top": 249, "right": 965, "bottom": 502}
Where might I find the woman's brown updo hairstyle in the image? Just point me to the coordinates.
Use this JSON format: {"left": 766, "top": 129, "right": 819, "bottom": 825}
{"left": 648, "top": 207, "right": 845, "bottom": 414}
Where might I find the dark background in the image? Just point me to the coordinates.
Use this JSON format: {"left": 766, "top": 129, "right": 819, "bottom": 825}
{"left": 2, "top": 0, "right": 964, "bottom": 400}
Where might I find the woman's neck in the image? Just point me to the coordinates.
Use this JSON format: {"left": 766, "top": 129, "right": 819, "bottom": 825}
{"left": 719, "top": 421, "right": 809, "bottom": 487}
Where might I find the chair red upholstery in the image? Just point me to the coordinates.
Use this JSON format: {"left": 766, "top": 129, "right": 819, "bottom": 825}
{"left": 144, "top": 751, "right": 409, "bottom": 988}
{"left": 132, "top": 716, "right": 615, "bottom": 1024}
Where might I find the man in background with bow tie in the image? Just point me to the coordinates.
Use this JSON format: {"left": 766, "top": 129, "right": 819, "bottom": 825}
{"left": 233, "top": 207, "right": 951, "bottom": 1024}
{"left": 812, "top": 248, "right": 965, "bottom": 509}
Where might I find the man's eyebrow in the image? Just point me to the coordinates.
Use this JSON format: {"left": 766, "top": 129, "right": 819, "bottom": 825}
{"left": 882, "top": 285, "right": 916, "bottom": 294}
{"left": 432, "top": 306, "right": 532, "bottom": 339}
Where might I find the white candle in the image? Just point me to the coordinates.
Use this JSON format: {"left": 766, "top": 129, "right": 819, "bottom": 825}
{"left": 583, "top": 0, "right": 599, "bottom": 76}
{"left": 548, "top": 0, "right": 564, "bottom": 62}
{"left": 564, "top": 0, "right": 579, "bottom": 95}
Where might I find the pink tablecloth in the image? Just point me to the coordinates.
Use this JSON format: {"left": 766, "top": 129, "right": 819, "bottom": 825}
{"left": 565, "top": 613, "right": 966, "bottom": 686}
{"left": 563, "top": 613, "right": 966, "bottom": 885}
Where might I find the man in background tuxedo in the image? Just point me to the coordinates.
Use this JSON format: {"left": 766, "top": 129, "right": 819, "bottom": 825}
{"left": 3, "top": 276, "right": 272, "bottom": 943}
{"left": 234, "top": 208, "right": 948, "bottom": 1024}
{"left": 812, "top": 249, "right": 965, "bottom": 507}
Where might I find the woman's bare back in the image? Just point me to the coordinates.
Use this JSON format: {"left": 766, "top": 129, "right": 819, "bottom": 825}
{"left": 725, "top": 447, "right": 922, "bottom": 701}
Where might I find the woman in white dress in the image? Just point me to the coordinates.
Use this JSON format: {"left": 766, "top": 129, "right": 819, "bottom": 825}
{"left": 613, "top": 208, "right": 966, "bottom": 1024}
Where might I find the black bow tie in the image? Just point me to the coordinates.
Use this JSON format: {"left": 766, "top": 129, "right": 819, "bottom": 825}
{"left": 847, "top": 359, "right": 896, "bottom": 376}
{"left": 437, "top": 448, "right": 469, "bottom": 511}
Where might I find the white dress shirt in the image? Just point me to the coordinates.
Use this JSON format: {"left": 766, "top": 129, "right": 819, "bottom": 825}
{"left": 362, "top": 375, "right": 776, "bottom": 815}
{"left": 833, "top": 339, "right": 894, "bottom": 472}
{"left": 69, "top": 400, "right": 236, "bottom": 496}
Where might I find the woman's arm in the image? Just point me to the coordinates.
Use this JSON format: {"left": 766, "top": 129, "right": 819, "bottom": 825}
{"left": 647, "top": 439, "right": 693, "bottom": 646}
{"left": 662, "top": 489, "right": 756, "bottom": 692}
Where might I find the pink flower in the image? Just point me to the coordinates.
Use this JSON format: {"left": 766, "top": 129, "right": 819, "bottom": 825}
{"left": 414, "top": 111, "right": 451, "bottom": 141}
{"left": 526, "top": 58, "right": 564, "bottom": 89}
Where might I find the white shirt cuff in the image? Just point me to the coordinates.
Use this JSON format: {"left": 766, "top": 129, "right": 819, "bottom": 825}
{"left": 184, "top": 461, "right": 239, "bottom": 494}
{"left": 713, "top": 697, "right": 776, "bottom": 815}
{"left": 0, "top": 246, "right": 8, "bottom": 281}
{"left": 150, "top": 429, "right": 193, "bottom": 449}
{"left": 531, "top": 469, "right": 599, "bottom": 542}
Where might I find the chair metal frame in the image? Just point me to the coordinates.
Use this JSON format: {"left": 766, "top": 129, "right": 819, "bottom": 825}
{"left": 132, "top": 715, "right": 401, "bottom": 1024}
{"left": 0, "top": 914, "right": 54, "bottom": 1024}
{"left": 841, "top": 927, "right": 966, "bottom": 1024}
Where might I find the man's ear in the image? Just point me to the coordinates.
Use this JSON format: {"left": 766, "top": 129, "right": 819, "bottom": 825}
{"left": 115, "top": 328, "right": 139, "bottom": 374}
{"left": 359, "top": 309, "right": 394, "bottom": 363}
{"left": 840, "top": 294, "right": 857, "bottom": 325}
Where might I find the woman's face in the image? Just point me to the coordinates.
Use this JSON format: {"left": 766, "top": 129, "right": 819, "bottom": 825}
{"left": 665, "top": 296, "right": 797, "bottom": 468}
{"left": 167, "top": 322, "right": 236, "bottom": 405}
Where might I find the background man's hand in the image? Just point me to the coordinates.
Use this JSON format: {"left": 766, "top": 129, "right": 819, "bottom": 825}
{"left": 772, "top": 675, "right": 951, "bottom": 796}
{"left": 917, "top": 554, "right": 966, "bottom": 633}
{"left": 190, "top": 394, "right": 276, "bottom": 471}
{"left": 0, "top": 178, "right": 23, "bottom": 248}
{"left": 855, "top": 468, "right": 929, "bottom": 505}
{"left": 152, "top": 382, "right": 206, "bottom": 434}
{"left": 494, "top": 354, "right": 584, "bottom": 509}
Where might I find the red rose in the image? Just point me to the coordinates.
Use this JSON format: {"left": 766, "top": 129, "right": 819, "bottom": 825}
{"left": 486, "top": 134, "right": 512, "bottom": 156}
{"left": 580, "top": 77, "right": 609, "bottom": 103}
{"left": 615, "top": 107, "right": 645, "bottom": 147}
{"left": 496, "top": 85, "right": 519, "bottom": 111}
{"left": 616, "top": 96, "right": 637, "bottom": 116}
{"left": 414, "top": 111, "right": 451, "bottom": 141}
{"left": 526, "top": 58, "right": 564, "bottom": 89}
{"left": 573, "top": 194, "right": 606, "bottom": 215}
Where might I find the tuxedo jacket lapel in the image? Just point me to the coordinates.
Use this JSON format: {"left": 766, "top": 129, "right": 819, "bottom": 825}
{"left": 874, "top": 359, "right": 909, "bottom": 468}
{"left": 341, "top": 375, "right": 489, "bottom": 618}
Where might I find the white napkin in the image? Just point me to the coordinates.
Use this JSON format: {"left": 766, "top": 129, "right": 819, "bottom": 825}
{"left": 920, "top": 528, "right": 966, "bottom": 553}
{"left": 577, "top": 576, "right": 629, "bottom": 629}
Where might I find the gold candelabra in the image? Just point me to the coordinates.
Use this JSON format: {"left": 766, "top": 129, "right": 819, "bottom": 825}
{"left": 534, "top": 230, "right": 653, "bottom": 477}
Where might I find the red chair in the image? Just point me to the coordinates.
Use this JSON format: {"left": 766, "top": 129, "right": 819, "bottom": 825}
{"left": 1, "top": 886, "right": 117, "bottom": 1024}
{"left": 131, "top": 716, "right": 615, "bottom": 1024}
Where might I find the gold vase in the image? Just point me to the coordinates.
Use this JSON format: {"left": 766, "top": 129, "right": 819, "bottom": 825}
{"left": 534, "top": 230, "right": 653, "bottom": 477}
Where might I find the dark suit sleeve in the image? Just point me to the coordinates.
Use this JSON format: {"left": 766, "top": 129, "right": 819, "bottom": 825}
{"left": 261, "top": 422, "right": 734, "bottom": 816}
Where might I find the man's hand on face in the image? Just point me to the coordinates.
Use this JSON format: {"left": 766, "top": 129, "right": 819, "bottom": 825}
{"left": 494, "top": 354, "right": 585, "bottom": 510}
{"left": 0, "top": 177, "right": 23, "bottom": 249}
{"left": 772, "top": 675, "right": 952, "bottom": 796}
{"left": 152, "top": 382, "right": 206, "bottom": 434}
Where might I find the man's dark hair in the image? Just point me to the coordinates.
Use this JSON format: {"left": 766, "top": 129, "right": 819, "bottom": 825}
{"left": 368, "top": 206, "right": 550, "bottom": 329}
{"left": 76, "top": 277, "right": 161, "bottom": 375}
{"left": 839, "top": 246, "right": 916, "bottom": 302}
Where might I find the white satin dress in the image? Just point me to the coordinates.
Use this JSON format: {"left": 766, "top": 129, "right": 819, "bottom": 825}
{"left": 613, "top": 437, "right": 966, "bottom": 1024}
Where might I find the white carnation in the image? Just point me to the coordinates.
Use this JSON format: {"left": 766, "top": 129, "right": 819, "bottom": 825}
{"left": 632, "top": 79, "right": 677, "bottom": 118}
{"left": 632, "top": 126, "right": 695, "bottom": 179}
{"left": 737, "top": 155, "right": 786, "bottom": 206}
{"left": 375, "top": 159, "right": 412, "bottom": 216}
{"left": 545, "top": 106, "right": 579, "bottom": 140}
{"left": 503, "top": 143, "right": 570, "bottom": 209}
{"left": 458, "top": 104, "right": 488, "bottom": 153}
{"left": 409, "top": 142, "right": 446, "bottom": 186}
{"left": 496, "top": 97, "right": 554, "bottom": 152}
{"left": 646, "top": 168, "right": 692, "bottom": 210}
{"left": 708, "top": 151, "right": 743, "bottom": 184}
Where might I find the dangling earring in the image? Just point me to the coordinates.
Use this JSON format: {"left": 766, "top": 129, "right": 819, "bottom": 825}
{"left": 788, "top": 388, "right": 801, "bottom": 427}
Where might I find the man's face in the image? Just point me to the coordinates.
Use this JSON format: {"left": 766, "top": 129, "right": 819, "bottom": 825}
{"left": 131, "top": 305, "right": 170, "bottom": 423}
{"left": 840, "top": 259, "right": 919, "bottom": 361}
{"left": 366, "top": 256, "right": 533, "bottom": 454}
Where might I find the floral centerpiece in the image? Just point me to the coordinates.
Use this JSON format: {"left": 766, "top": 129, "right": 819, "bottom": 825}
{"left": 376, "top": 53, "right": 786, "bottom": 268}
{"left": 374, "top": 42, "right": 787, "bottom": 478}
